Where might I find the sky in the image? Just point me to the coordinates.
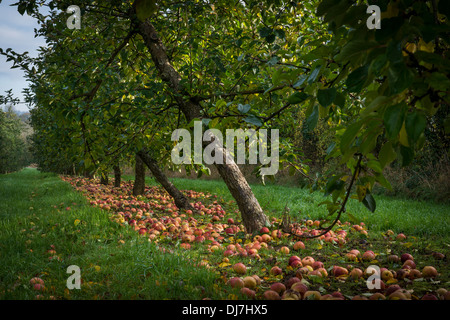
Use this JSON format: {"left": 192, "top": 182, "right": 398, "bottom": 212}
{"left": 0, "top": 2, "right": 47, "bottom": 113}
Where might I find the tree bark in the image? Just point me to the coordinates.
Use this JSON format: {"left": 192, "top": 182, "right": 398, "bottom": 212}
{"left": 137, "top": 149, "right": 193, "bottom": 211}
{"left": 137, "top": 20, "right": 268, "bottom": 232}
{"left": 100, "top": 171, "right": 109, "bottom": 185}
{"left": 132, "top": 153, "right": 146, "bottom": 196}
{"left": 113, "top": 164, "right": 121, "bottom": 187}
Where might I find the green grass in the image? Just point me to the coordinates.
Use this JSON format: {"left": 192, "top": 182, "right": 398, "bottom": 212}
{"left": 1, "top": 169, "right": 449, "bottom": 300}
{"left": 0, "top": 168, "right": 224, "bottom": 300}
{"left": 124, "top": 175, "right": 450, "bottom": 240}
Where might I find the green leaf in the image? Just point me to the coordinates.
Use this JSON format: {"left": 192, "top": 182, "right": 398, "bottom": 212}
{"left": 367, "top": 160, "right": 383, "bottom": 173}
{"left": 324, "top": 175, "right": 345, "bottom": 197}
{"left": 244, "top": 115, "right": 263, "bottom": 127}
{"left": 272, "top": 69, "right": 282, "bottom": 86}
{"left": 316, "top": 0, "right": 340, "bottom": 16}
{"left": 287, "top": 91, "right": 308, "bottom": 105}
{"left": 369, "top": 54, "right": 388, "bottom": 76}
{"left": 237, "top": 104, "right": 251, "bottom": 114}
{"left": 307, "top": 65, "right": 322, "bottom": 84}
{"left": 346, "top": 65, "right": 368, "bottom": 93}
{"left": 360, "top": 129, "right": 381, "bottom": 155}
{"left": 386, "top": 40, "right": 403, "bottom": 64}
{"left": 400, "top": 145, "right": 414, "bottom": 167}
{"left": 362, "top": 193, "right": 376, "bottom": 213}
{"left": 426, "top": 72, "right": 450, "bottom": 91}
{"left": 335, "top": 40, "right": 379, "bottom": 63}
{"left": 378, "top": 141, "right": 396, "bottom": 168}
{"left": 387, "top": 63, "right": 414, "bottom": 95}
{"left": 305, "top": 105, "right": 319, "bottom": 132}
{"left": 383, "top": 103, "right": 407, "bottom": 140}
{"left": 135, "top": 0, "right": 158, "bottom": 21}
{"left": 340, "top": 121, "right": 363, "bottom": 153}
{"left": 317, "top": 88, "right": 336, "bottom": 107}
{"left": 293, "top": 74, "right": 308, "bottom": 88}
{"left": 405, "top": 111, "right": 427, "bottom": 146}
{"left": 375, "top": 172, "right": 392, "bottom": 191}
{"left": 259, "top": 26, "right": 272, "bottom": 38}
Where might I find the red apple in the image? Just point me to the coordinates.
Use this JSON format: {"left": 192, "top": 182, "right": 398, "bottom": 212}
{"left": 30, "top": 277, "right": 44, "bottom": 286}
{"left": 279, "top": 246, "right": 290, "bottom": 254}
{"left": 349, "top": 268, "right": 363, "bottom": 280}
{"left": 362, "top": 250, "right": 375, "bottom": 261}
{"left": 291, "top": 282, "right": 308, "bottom": 297}
{"left": 293, "top": 241, "right": 305, "bottom": 250}
{"left": 270, "top": 282, "right": 286, "bottom": 294}
{"left": 402, "top": 260, "right": 416, "bottom": 269}
{"left": 310, "top": 261, "right": 322, "bottom": 270}
{"left": 288, "top": 255, "right": 301, "bottom": 266}
{"left": 284, "top": 277, "right": 301, "bottom": 289}
{"left": 332, "top": 266, "right": 348, "bottom": 277}
{"left": 301, "top": 256, "right": 315, "bottom": 267}
{"left": 270, "top": 266, "right": 282, "bottom": 276}
{"left": 385, "top": 285, "right": 402, "bottom": 297}
{"left": 396, "top": 233, "right": 406, "bottom": 240}
{"left": 227, "top": 277, "right": 244, "bottom": 288}
{"left": 401, "top": 253, "right": 413, "bottom": 263}
{"left": 260, "top": 227, "right": 270, "bottom": 234}
{"left": 240, "top": 287, "right": 256, "bottom": 299}
{"left": 233, "top": 263, "right": 247, "bottom": 275}
{"left": 263, "top": 290, "right": 281, "bottom": 300}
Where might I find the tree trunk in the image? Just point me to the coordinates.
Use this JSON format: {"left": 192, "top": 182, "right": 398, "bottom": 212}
{"left": 84, "top": 170, "right": 94, "bottom": 179}
{"left": 100, "top": 171, "right": 109, "bottom": 185}
{"left": 137, "top": 20, "right": 268, "bottom": 233}
{"left": 137, "top": 149, "right": 193, "bottom": 211}
{"left": 113, "top": 165, "right": 121, "bottom": 187}
{"left": 132, "top": 153, "right": 146, "bottom": 196}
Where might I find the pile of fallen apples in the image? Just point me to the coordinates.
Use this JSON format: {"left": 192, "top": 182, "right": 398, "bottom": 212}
{"left": 61, "top": 176, "right": 449, "bottom": 300}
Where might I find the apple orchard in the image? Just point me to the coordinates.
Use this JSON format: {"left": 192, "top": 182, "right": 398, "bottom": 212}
{"left": 48, "top": 175, "right": 447, "bottom": 301}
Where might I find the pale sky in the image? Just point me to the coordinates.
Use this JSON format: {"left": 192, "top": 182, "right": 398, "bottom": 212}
{"left": 0, "top": 2, "right": 47, "bottom": 112}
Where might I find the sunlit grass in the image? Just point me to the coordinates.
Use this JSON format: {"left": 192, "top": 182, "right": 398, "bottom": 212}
{"left": 0, "top": 168, "right": 224, "bottom": 300}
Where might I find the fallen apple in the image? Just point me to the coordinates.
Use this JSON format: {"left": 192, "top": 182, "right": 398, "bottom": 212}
{"left": 270, "top": 282, "right": 286, "bottom": 294}
{"left": 240, "top": 287, "right": 256, "bottom": 299}
{"left": 243, "top": 276, "right": 257, "bottom": 289}
{"left": 400, "top": 253, "right": 414, "bottom": 263}
{"left": 422, "top": 266, "right": 438, "bottom": 278}
{"left": 349, "top": 268, "right": 363, "bottom": 280}
{"left": 293, "top": 241, "right": 305, "bottom": 250}
{"left": 227, "top": 277, "right": 244, "bottom": 288}
{"left": 263, "top": 290, "right": 281, "bottom": 300}
{"left": 303, "top": 291, "right": 321, "bottom": 300}
{"left": 233, "top": 263, "right": 247, "bottom": 275}
{"left": 270, "top": 266, "right": 282, "bottom": 276}
{"left": 279, "top": 246, "right": 290, "bottom": 254}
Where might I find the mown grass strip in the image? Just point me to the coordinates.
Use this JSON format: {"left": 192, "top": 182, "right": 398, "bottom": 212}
{"left": 0, "top": 168, "right": 223, "bottom": 300}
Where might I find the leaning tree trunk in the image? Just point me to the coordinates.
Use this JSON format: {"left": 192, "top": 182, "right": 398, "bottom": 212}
{"left": 132, "top": 153, "right": 146, "bottom": 196}
{"left": 137, "top": 20, "right": 268, "bottom": 233}
{"left": 100, "top": 171, "right": 109, "bottom": 185}
{"left": 137, "top": 149, "right": 193, "bottom": 211}
{"left": 113, "top": 164, "right": 121, "bottom": 187}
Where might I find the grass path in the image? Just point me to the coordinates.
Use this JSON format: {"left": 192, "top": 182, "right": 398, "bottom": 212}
{"left": 0, "top": 168, "right": 223, "bottom": 300}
